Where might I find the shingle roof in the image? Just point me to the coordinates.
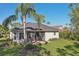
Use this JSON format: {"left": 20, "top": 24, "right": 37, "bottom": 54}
{"left": 12, "top": 22, "right": 59, "bottom": 32}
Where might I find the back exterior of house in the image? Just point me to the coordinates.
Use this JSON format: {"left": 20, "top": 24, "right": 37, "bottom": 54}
{"left": 10, "top": 22, "right": 59, "bottom": 43}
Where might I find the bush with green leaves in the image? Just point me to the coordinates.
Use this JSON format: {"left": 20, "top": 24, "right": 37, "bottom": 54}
{"left": 0, "top": 25, "right": 9, "bottom": 39}
{"left": 59, "top": 30, "right": 71, "bottom": 39}
{"left": 25, "top": 44, "right": 38, "bottom": 49}
{"left": 68, "top": 4, "right": 79, "bottom": 41}
{"left": 69, "top": 33, "right": 79, "bottom": 41}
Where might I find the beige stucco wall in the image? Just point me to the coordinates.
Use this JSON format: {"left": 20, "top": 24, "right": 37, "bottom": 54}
{"left": 10, "top": 32, "right": 15, "bottom": 39}
{"left": 45, "top": 32, "right": 59, "bottom": 41}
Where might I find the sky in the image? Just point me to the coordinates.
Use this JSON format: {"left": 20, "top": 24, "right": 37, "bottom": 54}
{"left": 0, "top": 3, "right": 70, "bottom": 26}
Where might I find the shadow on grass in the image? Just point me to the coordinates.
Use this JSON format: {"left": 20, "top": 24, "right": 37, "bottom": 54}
{"left": 19, "top": 44, "right": 51, "bottom": 56}
{"left": 56, "top": 42, "right": 79, "bottom": 56}
{"left": 0, "top": 41, "right": 51, "bottom": 56}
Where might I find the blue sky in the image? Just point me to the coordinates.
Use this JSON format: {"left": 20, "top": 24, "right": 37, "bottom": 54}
{"left": 0, "top": 3, "right": 70, "bottom": 26}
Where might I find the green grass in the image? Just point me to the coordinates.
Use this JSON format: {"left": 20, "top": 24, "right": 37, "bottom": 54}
{"left": 41, "top": 39, "right": 79, "bottom": 56}
{"left": 0, "top": 39, "right": 22, "bottom": 56}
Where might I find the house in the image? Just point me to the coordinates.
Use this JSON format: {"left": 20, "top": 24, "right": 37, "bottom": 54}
{"left": 10, "top": 22, "right": 59, "bottom": 43}
{"left": 52, "top": 25, "right": 64, "bottom": 32}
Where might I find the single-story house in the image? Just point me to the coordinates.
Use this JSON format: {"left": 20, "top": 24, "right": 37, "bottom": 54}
{"left": 52, "top": 25, "right": 64, "bottom": 32}
{"left": 10, "top": 22, "right": 59, "bottom": 43}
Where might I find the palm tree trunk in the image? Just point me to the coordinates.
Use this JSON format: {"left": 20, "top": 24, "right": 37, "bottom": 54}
{"left": 22, "top": 16, "right": 27, "bottom": 44}
{"left": 38, "top": 23, "right": 40, "bottom": 30}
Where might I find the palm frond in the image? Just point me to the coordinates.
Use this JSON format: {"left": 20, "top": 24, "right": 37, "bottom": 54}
{"left": 15, "top": 4, "right": 21, "bottom": 18}
{"left": 2, "top": 15, "right": 17, "bottom": 29}
{"left": 34, "top": 14, "right": 45, "bottom": 23}
{"left": 28, "top": 8, "right": 36, "bottom": 18}
{"left": 16, "top": 3, "right": 36, "bottom": 18}
{"left": 34, "top": 14, "right": 45, "bottom": 29}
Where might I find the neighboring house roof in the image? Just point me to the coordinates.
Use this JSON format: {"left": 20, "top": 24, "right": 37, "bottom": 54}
{"left": 52, "top": 25, "right": 64, "bottom": 31}
{"left": 12, "top": 22, "right": 59, "bottom": 32}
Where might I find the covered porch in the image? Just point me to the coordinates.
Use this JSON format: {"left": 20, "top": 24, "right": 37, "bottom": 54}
{"left": 13, "top": 30, "right": 45, "bottom": 44}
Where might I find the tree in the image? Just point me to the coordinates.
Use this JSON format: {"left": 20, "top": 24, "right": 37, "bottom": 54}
{"left": 34, "top": 14, "right": 45, "bottom": 29}
{"left": 68, "top": 3, "right": 79, "bottom": 40}
{"left": 16, "top": 3, "right": 36, "bottom": 43}
{"left": 2, "top": 15, "right": 17, "bottom": 42}
{"left": 47, "top": 22, "right": 50, "bottom": 25}
{"left": 0, "top": 25, "right": 9, "bottom": 39}
{"left": 59, "top": 27, "right": 71, "bottom": 39}
{"left": 2, "top": 15, "right": 17, "bottom": 29}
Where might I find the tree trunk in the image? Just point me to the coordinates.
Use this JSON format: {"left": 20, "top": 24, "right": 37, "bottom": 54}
{"left": 38, "top": 23, "right": 40, "bottom": 30}
{"left": 22, "top": 16, "right": 27, "bottom": 44}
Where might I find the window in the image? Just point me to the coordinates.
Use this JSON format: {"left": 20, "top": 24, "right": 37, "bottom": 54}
{"left": 19, "top": 33, "right": 24, "bottom": 40}
{"left": 14, "top": 33, "right": 16, "bottom": 40}
{"left": 54, "top": 32, "right": 56, "bottom": 35}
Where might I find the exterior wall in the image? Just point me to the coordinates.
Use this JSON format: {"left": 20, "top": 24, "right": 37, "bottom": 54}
{"left": 45, "top": 32, "right": 59, "bottom": 41}
{"left": 10, "top": 31, "right": 24, "bottom": 43}
{"left": 10, "top": 32, "right": 15, "bottom": 39}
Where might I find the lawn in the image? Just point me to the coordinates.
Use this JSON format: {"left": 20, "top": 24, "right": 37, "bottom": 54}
{"left": 0, "top": 39, "right": 79, "bottom": 56}
{"left": 41, "top": 39, "right": 79, "bottom": 56}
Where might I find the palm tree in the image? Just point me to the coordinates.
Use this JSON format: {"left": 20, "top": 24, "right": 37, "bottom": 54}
{"left": 34, "top": 14, "right": 45, "bottom": 29}
{"left": 47, "top": 22, "right": 50, "bottom": 25}
{"left": 2, "top": 15, "right": 17, "bottom": 29}
{"left": 16, "top": 3, "right": 36, "bottom": 43}
{"left": 2, "top": 15, "right": 17, "bottom": 41}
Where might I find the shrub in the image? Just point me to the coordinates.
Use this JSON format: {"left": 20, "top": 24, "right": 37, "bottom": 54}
{"left": 47, "top": 51, "right": 51, "bottom": 55}
{"left": 0, "top": 25, "right": 9, "bottom": 39}
{"left": 25, "top": 44, "right": 37, "bottom": 49}
{"left": 49, "top": 38, "right": 58, "bottom": 41}
{"left": 45, "top": 41, "right": 48, "bottom": 44}
{"left": 38, "top": 43, "right": 42, "bottom": 46}
{"left": 44, "top": 50, "right": 51, "bottom": 56}
{"left": 59, "top": 29, "right": 71, "bottom": 39}
{"left": 14, "top": 42, "right": 18, "bottom": 46}
{"left": 69, "top": 33, "right": 79, "bottom": 41}
{"left": 48, "top": 38, "right": 52, "bottom": 41}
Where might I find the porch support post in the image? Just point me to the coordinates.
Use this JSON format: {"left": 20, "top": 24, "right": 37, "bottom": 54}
{"left": 16, "top": 32, "right": 20, "bottom": 43}
{"left": 17, "top": 32, "right": 19, "bottom": 40}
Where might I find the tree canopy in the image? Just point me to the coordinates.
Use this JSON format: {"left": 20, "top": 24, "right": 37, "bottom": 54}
{"left": 34, "top": 14, "right": 45, "bottom": 29}
{"left": 0, "top": 25, "right": 9, "bottom": 38}
{"left": 2, "top": 15, "right": 17, "bottom": 29}
{"left": 68, "top": 3, "right": 79, "bottom": 40}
